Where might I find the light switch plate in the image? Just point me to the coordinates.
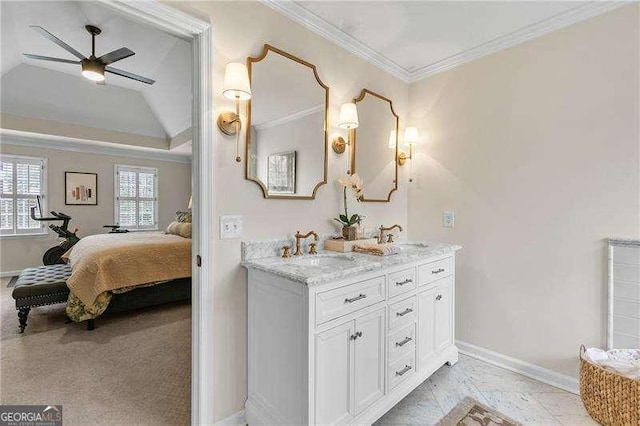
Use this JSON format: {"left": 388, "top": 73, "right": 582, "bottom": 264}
{"left": 443, "top": 211, "right": 455, "bottom": 228}
{"left": 220, "top": 215, "right": 243, "bottom": 239}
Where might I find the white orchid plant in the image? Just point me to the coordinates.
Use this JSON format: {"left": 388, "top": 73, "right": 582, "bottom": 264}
{"left": 335, "top": 173, "right": 364, "bottom": 227}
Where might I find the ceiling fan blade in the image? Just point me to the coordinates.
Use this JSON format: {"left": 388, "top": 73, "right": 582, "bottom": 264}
{"left": 30, "top": 26, "right": 85, "bottom": 60}
{"left": 23, "top": 53, "right": 80, "bottom": 64}
{"left": 98, "top": 47, "right": 135, "bottom": 65}
{"left": 105, "top": 66, "right": 155, "bottom": 85}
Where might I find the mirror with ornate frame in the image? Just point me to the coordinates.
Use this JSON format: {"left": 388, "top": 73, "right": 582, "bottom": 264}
{"left": 246, "top": 44, "right": 329, "bottom": 199}
{"left": 350, "top": 89, "right": 399, "bottom": 202}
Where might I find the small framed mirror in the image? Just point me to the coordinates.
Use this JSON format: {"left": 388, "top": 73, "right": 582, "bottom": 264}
{"left": 246, "top": 44, "right": 329, "bottom": 199}
{"left": 350, "top": 89, "right": 399, "bottom": 202}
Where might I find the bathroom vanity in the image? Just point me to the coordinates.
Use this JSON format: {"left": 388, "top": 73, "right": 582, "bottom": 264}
{"left": 242, "top": 242, "right": 461, "bottom": 425}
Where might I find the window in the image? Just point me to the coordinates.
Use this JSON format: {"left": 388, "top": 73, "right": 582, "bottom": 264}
{"left": 115, "top": 165, "right": 158, "bottom": 230}
{"left": 0, "top": 155, "right": 47, "bottom": 236}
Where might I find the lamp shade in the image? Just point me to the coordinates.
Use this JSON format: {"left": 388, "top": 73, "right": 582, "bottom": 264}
{"left": 404, "top": 127, "right": 419, "bottom": 146}
{"left": 188, "top": 195, "right": 192, "bottom": 210}
{"left": 388, "top": 130, "right": 397, "bottom": 149}
{"left": 222, "top": 62, "right": 251, "bottom": 101}
{"left": 338, "top": 103, "right": 359, "bottom": 129}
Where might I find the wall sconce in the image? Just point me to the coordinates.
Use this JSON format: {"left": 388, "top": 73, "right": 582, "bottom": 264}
{"left": 217, "top": 62, "right": 252, "bottom": 162}
{"left": 332, "top": 102, "right": 359, "bottom": 154}
{"left": 398, "top": 127, "right": 419, "bottom": 166}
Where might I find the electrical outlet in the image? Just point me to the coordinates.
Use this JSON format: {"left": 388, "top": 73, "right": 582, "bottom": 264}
{"left": 443, "top": 211, "right": 455, "bottom": 228}
{"left": 220, "top": 215, "right": 243, "bottom": 239}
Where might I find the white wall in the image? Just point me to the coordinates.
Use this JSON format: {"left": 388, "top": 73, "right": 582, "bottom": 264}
{"left": 0, "top": 143, "right": 191, "bottom": 272}
{"left": 172, "top": 1, "right": 409, "bottom": 420}
{"left": 408, "top": 4, "right": 639, "bottom": 379}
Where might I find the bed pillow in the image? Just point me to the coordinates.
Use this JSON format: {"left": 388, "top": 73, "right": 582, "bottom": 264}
{"left": 175, "top": 211, "right": 192, "bottom": 223}
{"left": 166, "top": 221, "right": 192, "bottom": 239}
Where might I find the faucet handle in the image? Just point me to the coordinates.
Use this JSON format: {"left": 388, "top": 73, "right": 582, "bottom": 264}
{"left": 387, "top": 234, "right": 395, "bottom": 243}
{"left": 309, "top": 243, "right": 317, "bottom": 255}
{"left": 282, "top": 245, "right": 291, "bottom": 258}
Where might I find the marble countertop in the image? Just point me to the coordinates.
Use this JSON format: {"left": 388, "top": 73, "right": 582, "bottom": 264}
{"left": 241, "top": 242, "right": 461, "bottom": 287}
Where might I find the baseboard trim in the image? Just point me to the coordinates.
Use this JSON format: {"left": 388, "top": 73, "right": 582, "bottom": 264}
{"left": 215, "top": 409, "right": 246, "bottom": 425}
{"left": 1, "top": 270, "right": 22, "bottom": 278}
{"left": 456, "top": 340, "right": 579, "bottom": 395}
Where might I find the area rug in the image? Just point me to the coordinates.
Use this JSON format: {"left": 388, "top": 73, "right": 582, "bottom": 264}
{"left": 6, "top": 276, "right": 18, "bottom": 287}
{"left": 435, "top": 397, "right": 522, "bottom": 426}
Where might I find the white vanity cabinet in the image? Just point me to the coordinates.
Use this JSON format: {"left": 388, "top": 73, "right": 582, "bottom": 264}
{"left": 245, "top": 251, "right": 459, "bottom": 426}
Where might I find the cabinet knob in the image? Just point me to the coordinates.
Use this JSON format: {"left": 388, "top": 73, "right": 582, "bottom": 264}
{"left": 350, "top": 331, "right": 363, "bottom": 340}
{"left": 436, "top": 294, "right": 442, "bottom": 301}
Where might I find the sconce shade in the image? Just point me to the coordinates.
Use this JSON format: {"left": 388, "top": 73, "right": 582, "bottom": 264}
{"left": 388, "top": 130, "right": 397, "bottom": 149}
{"left": 222, "top": 62, "right": 252, "bottom": 101}
{"left": 338, "top": 103, "right": 359, "bottom": 129}
{"left": 404, "top": 127, "right": 419, "bottom": 146}
{"left": 188, "top": 195, "right": 192, "bottom": 210}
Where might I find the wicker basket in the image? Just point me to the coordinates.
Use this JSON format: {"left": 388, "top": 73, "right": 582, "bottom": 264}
{"left": 579, "top": 345, "right": 640, "bottom": 425}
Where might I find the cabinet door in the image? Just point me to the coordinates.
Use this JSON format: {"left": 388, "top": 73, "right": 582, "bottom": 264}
{"left": 434, "top": 278, "right": 453, "bottom": 352}
{"left": 354, "top": 308, "right": 385, "bottom": 414}
{"left": 315, "top": 321, "right": 354, "bottom": 425}
{"left": 417, "top": 287, "right": 436, "bottom": 370}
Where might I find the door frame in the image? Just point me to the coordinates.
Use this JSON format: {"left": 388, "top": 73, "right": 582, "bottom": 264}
{"left": 98, "top": 1, "right": 214, "bottom": 424}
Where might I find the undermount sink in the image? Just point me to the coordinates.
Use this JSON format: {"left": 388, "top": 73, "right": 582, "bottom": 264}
{"left": 397, "top": 242, "right": 429, "bottom": 252}
{"left": 289, "top": 255, "right": 355, "bottom": 267}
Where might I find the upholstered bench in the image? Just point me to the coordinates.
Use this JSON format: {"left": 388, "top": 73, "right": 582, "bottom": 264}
{"left": 11, "top": 264, "right": 72, "bottom": 333}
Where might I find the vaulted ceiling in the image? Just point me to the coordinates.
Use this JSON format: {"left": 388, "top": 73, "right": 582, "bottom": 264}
{"left": 0, "top": 1, "right": 191, "bottom": 150}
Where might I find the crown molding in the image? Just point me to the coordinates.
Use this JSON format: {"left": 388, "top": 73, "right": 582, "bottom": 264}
{"left": 0, "top": 129, "right": 191, "bottom": 163}
{"left": 260, "top": 0, "right": 631, "bottom": 84}
{"left": 97, "top": 0, "right": 210, "bottom": 39}
{"left": 408, "top": 1, "right": 630, "bottom": 82}
{"left": 254, "top": 104, "right": 324, "bottom": 132}
{"left": 259, "top": 0, "right": 412, "bottom": 82}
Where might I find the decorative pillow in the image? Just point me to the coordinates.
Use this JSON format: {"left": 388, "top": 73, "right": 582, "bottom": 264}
{"left": 175, "top": 211, "right": 192, "bottom": 223}
{"left": 166, "top": 221, "right": 192, "bottom": 239}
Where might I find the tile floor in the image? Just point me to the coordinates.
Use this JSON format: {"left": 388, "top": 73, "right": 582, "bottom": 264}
{"left": 374, "top": 354, "right": 597, "bottom": 425}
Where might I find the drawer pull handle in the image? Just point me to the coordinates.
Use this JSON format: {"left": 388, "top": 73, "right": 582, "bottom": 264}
{"left": 436, "top": 294, "right": 442, "bottom": 301}
{"left": 350, "top": 331, "right": 363, "bottom": 340}
{"left": 396, "top": 308, "right": 413, "bottom": 317}
{"left": 395, "top": 278, "right": 413, "bottom": 286}
{"left": 344, "top": 294, "right": 367, "bottom": 304}
{"left": 396, "top": 337, "right": 412, "bottom": 347}
{"left": 395, "top": 365, "right": 412, "bottom": 376}
{"left": 432, "top": 268, "right": 445, "bottom": 274}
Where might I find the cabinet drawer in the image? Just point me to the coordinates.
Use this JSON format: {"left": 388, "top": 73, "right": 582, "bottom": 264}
{"left": 387, "top": 352, "right": 415, "bottom": 391}
{"left": 419, "top": 257, "right": 454, "bottom": 287}
{"left": 388, "top": 323, "right": 415, "bottom": 364}
{"left": 316, "top": 276, "right": 385, "bottom": 325}
{"left": 388, "top": 295, "right": 416, "bottom": 330}
{"left": 388, "top": 267, "right": 417, "bottom": 299}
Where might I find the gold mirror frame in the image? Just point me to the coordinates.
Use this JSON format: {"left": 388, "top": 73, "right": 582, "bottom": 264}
{"left": 245, "top": 44, "right": 329, "bottom": 200}
{"left": 350, "top": 89, "right": 399, "bottom": 202}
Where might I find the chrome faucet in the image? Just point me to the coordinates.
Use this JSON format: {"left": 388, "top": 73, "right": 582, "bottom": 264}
{"left": 294, "top": 230, "right": 318, "bottom": 256}
{"left": 378, "top": 224, "right": 403, "bottom": 244}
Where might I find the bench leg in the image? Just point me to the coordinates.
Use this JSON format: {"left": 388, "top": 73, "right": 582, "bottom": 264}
{"left": 86, "top": 319, "right": 95, "bottom": 331}
{"left": 17, "top": 308, "right": 30, "bottom": 333}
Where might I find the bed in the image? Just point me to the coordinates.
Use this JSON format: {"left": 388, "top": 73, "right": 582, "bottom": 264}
{"left": 62, "top": 231, "right": 192, "bottom": 324}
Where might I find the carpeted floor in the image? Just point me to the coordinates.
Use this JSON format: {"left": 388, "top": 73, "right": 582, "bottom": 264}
{"left": 0, "top": 278, "right": 191, "bottom": 425}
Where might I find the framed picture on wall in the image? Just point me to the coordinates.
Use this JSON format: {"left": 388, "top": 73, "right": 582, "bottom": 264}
{"left": 65, "top": 172, "right": 98, "bottom": 205}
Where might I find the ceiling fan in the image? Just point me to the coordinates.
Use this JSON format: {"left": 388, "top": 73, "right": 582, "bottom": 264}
{"left": 23, "top": 25, "right": 155, "bottom": 85}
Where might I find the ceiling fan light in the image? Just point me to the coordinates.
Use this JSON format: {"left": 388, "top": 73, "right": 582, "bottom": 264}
{"left": 81, "top": 60, "right": 105, "bottom": 82}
